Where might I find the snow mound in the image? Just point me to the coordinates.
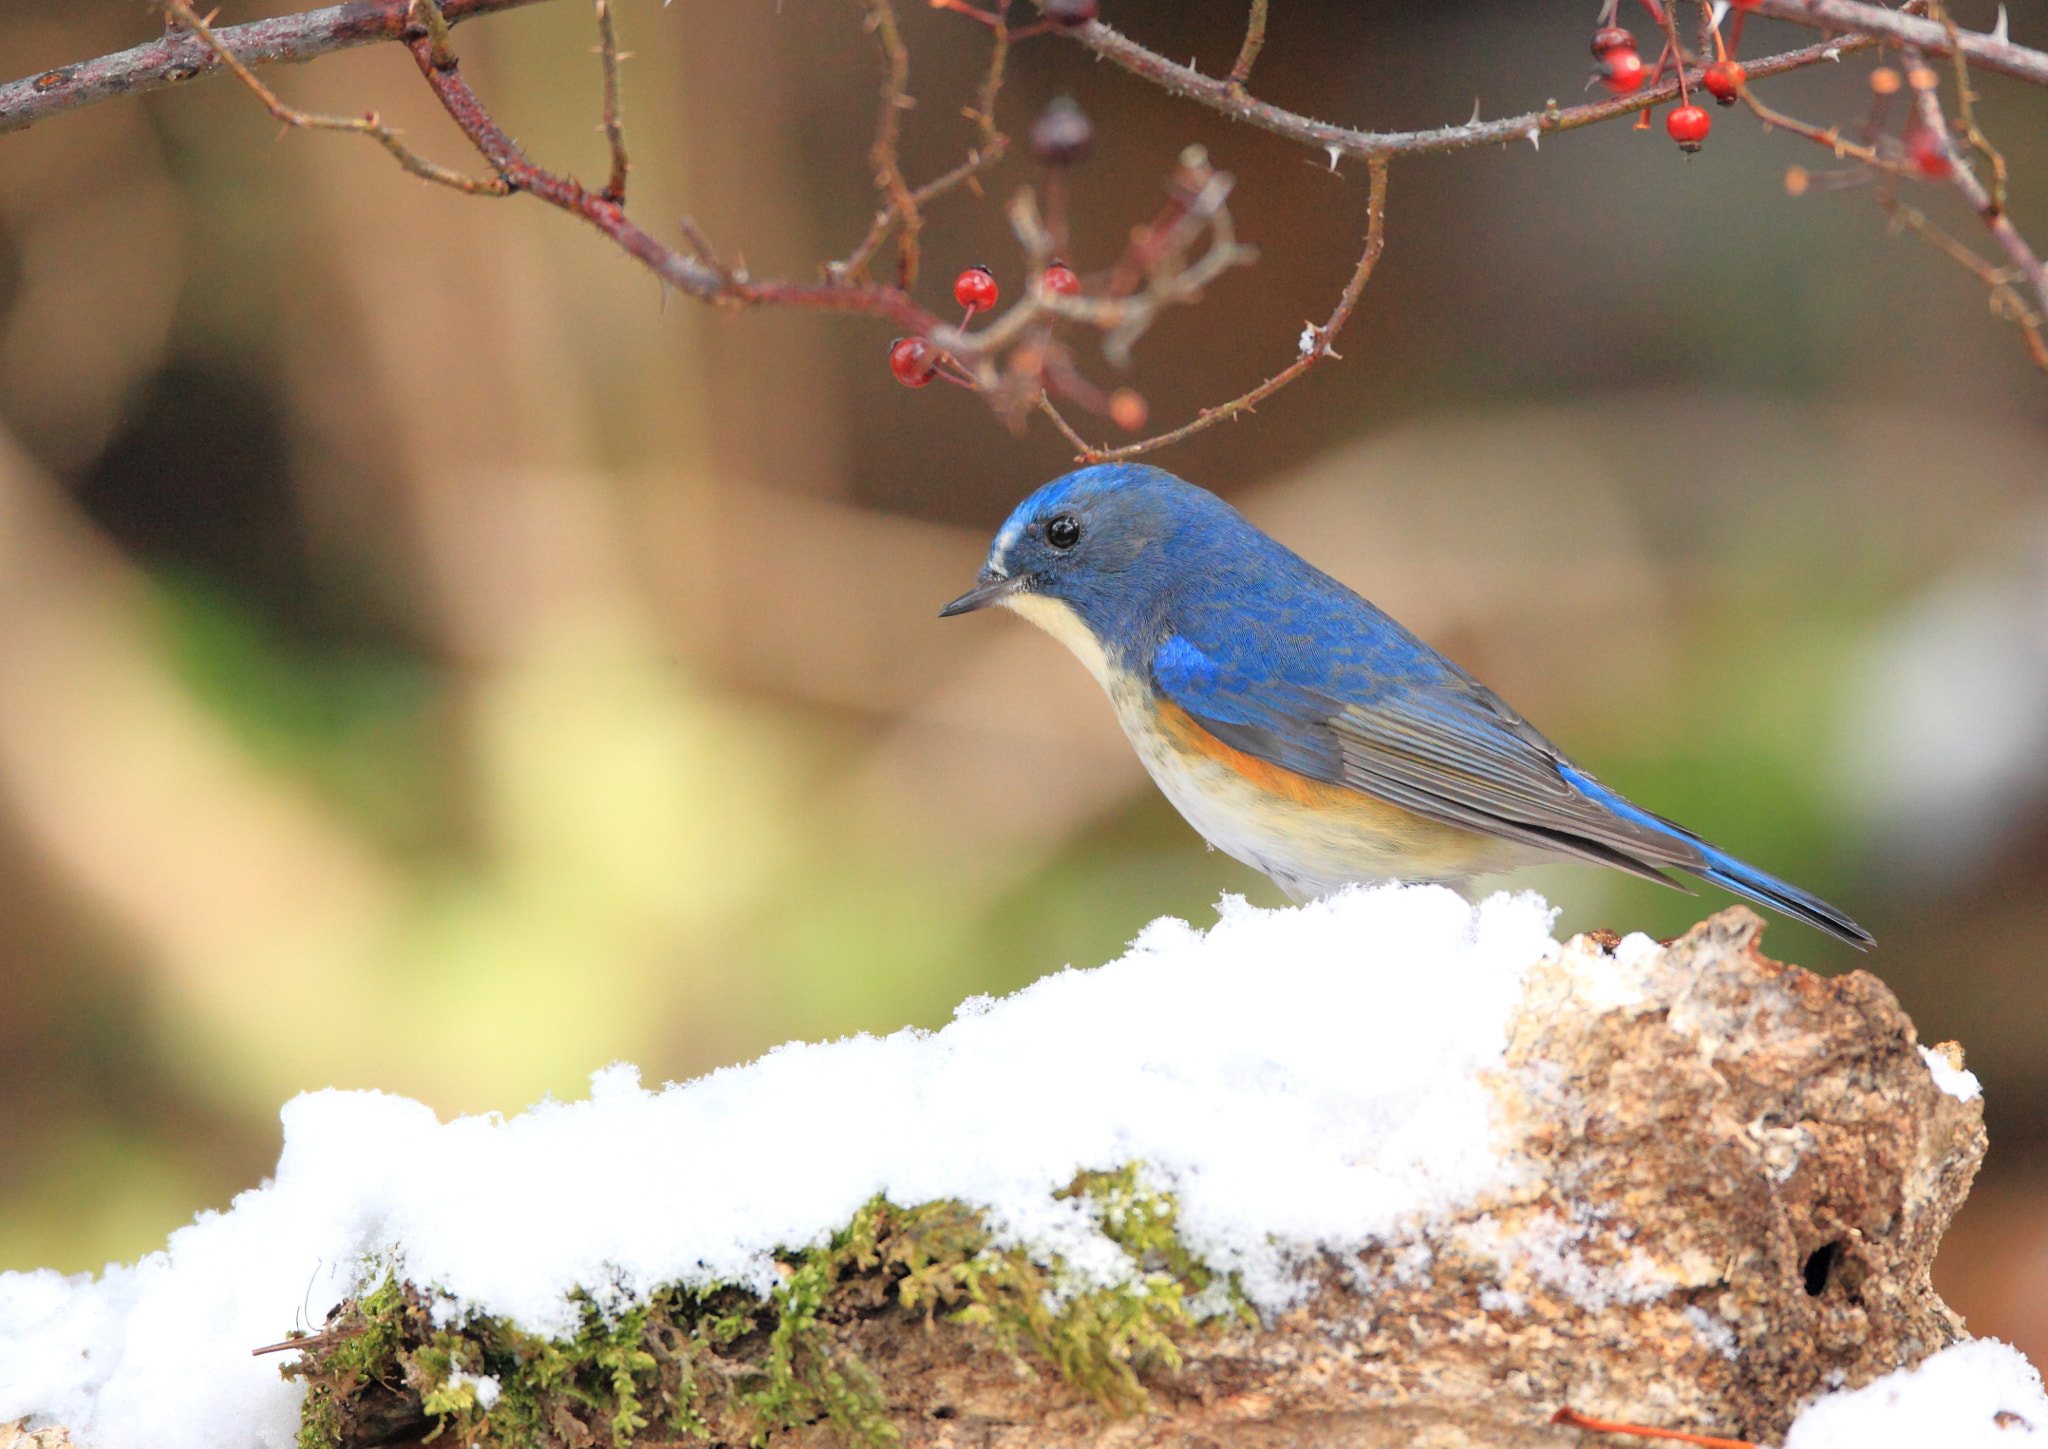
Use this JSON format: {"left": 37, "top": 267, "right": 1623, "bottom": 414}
{"left": 1786, "top": 1339, "right": 2048, "bottom": 1447}
{"left": 0, "top": 884, "right": 1553, "bottom": 1449}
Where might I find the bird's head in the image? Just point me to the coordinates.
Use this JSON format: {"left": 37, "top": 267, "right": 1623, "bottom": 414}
{"left": 940, "top": 463, "right": 1240, "bottom": 677}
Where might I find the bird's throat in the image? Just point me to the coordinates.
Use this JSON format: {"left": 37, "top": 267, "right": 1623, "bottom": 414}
{"left": 1000, "top": 591, "right": 1114, "bottom": 689}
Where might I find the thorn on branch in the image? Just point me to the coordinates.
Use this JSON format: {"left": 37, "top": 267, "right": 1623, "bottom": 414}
{"left": 1068, "top": 156, "right": 1388, "bottom": 463}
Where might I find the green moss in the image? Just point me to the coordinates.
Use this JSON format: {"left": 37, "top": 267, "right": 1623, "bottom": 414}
{"left": 284, "top": 1165, "right": 1240, "bottom": 1449}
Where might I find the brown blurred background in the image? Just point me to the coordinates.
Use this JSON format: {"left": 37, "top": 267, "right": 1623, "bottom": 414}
{"left": 1, "top": 0, "right": 2045, "bottom": 1361}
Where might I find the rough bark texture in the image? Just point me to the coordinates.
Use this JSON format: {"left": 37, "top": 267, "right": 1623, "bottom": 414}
{"left": 792, "top": 909, "right": 1984, "bottom": 1448}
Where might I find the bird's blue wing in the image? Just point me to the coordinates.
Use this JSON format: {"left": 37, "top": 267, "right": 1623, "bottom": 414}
{"left": 1148, "top": 602, "right": 1708, "bottom": 883}
{"left": 1152, "top": 613, "right": 1872, "bottom": 945}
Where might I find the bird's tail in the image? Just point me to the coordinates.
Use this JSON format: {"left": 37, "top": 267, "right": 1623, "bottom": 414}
{"left": 1693, "top": 847, "right": 1874, "bottom": 950}
{"left": 1556, "top": 764, "right": 1873, "bottom": 949}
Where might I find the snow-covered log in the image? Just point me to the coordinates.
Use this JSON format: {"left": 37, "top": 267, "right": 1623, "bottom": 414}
{"left": 1, "top": 890, "right": 2036, "bottom": 1449}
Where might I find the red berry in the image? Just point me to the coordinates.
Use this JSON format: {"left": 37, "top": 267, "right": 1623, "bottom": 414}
{"left": 953, "top": 265, "right": 998, "bottom": 314}
{"left": 1906, "top": 125, "right": 1952, "bottom": 178}
{"left": 889, "top": 336, "right": 936, "bottom": 387}
{"left": 1702, "top": 60, "right": 1745, "bottom": 105}
{"left": 1730, "top": 0, "right": 1759, "bottom": 7}
{"left": 1041, "top": 261, "right": 1081, "bottom": 297}
{"left": 1666, "top": 104, "right": 1711, "bottom": 152}
{"left": 1591, "top": 26, "right": 1635, "bottom": 59}
{"left": 1108, "top": 389, "right": 1147, "bottom": 431}
{"left": 1598, "top": 49, "right": 1646, "bottom": 95}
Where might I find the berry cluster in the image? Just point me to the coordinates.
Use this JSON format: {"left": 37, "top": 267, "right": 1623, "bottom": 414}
{"left": 1587, "top": 0, "right": 1736, "bottom": 155}
{"left": 886, "top": 260, "right": 1091, "bottom": 388}
{"left": 876, "top": 87, "right": 1207, "bottom": 439}
{"left": 1592, "top": 27, "right": 1645, "bottom": 96}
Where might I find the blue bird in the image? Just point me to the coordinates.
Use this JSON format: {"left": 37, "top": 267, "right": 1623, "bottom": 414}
{"left": 941, "top": 463, "right": 1871, "bottom": 948}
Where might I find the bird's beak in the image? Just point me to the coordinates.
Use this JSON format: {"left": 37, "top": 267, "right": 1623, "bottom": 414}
{"left": 939, "top": 570, "right": 1025, "bottom": 617}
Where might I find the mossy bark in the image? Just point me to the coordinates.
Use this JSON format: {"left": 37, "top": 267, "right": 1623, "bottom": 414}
{"left": 279, "top": 907, "right": 1983, "bottom": 1449}
{"left": 763, "top": 909, "right": 1985, "bottom": 1448}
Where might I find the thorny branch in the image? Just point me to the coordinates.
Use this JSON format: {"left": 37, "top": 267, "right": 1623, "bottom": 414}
{"left": 1901, "top": 45, "right": 2048, "bottom": 363}
{"left": 1062, "top": 19, "right": 1899, "bottom": 163}
{"left": 1741, "top": 5, "right": 2048, "bottom": 373}
{"left": 1048, "top": 157, "right": 1389, "bottom": 465}
{"left": 4, "top": 0, "right": 2048, "bottom": 454}
{"left": 1745, "top": 0, "right": 2048, "bottom": 86}
{"left": 828, "top": 12, "right": 1009, "bottom": 285}
{"left": 0, "top": 0, "right": 545, "bottom": 137}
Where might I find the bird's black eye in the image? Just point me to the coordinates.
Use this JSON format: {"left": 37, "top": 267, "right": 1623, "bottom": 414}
{"left": 1045, "top": 512, "right": 1082, "bottom": 550}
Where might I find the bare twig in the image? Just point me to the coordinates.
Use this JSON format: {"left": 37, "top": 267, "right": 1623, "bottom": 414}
{"left": 830, "top": 9, "right": 1011, "bottom": 282}
{"left": 0, "top": 0, "right": 545, "bottom": 137}
{"left": 1226, "top": 0, "right": 1268, "bottom": 94}
{"left": 1877, "top": 192, "right": 2048, "bottom": 368}
{"left": 593, "top": 0, "right": 628, "bottom": 204}
{"left": 834, "top": 143, "right": 1010, "bottom": 282}
{"left": 1070, "top": 156, "right": 1389, "bottom": 463}
{"left": 1740, "top": 81, "right": 1897, "bottom": 172}
{"left": 862, "top": 0, "right": 924, "bottom": 288}
{"left": 1036, "top": 394, "right": 1096, "bottom": 454}
{"left": 161, "top": 0, "right": 508, "bottom": 194}
{"left": 1901, "top": 45, "right": 2048, "bottom": 363}
{"left": 19, "top": 0, "right": 2013, "bottom": 161}
{"left": 964, "top": 153, "right": 1258, "bottom": 365}
{"left": 674, "top": 216, "right": 734, "bottom": 280}
{"left": 967, "top": 8, "right": 1010, "bottom": 142}
{"left": 377, "top": 6, "right": 946, "bottom": 337}
{"left": 1931, "top": 2, "right": 2007, "bottom": 215}
{"left": 1551, "top": 1406, "right": 1758, "bottom": 1449}
{"left": 1751, "top": 23, "right": 2047, "bottom": 374}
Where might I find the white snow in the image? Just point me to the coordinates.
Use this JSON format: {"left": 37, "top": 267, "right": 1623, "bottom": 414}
{"left": 1682, "top": 1304, "right": 1739, "bottom": 1362}
{"left": 1, "top": 881, "right": 2037, "bottom": 1449}
{"left": 0, "top": 884, "right": 1553, "bottom": 1449}
{"left": 1786, "top": 1339, "right": 2048, "bottom": 1447}
{"left": 445, "top": 1374, "right": 500, "bottom": 1411}
{"left": 1920, "top": 1043, "right": 1984, "bottom": 1102}
{"left": 1455, "top": 1207, "right": 1669, "bottom": 1313}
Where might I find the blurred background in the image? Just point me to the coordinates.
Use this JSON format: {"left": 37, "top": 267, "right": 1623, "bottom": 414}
{"left": 1, "top": 0, "right": 2045, "bottom": 1361}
